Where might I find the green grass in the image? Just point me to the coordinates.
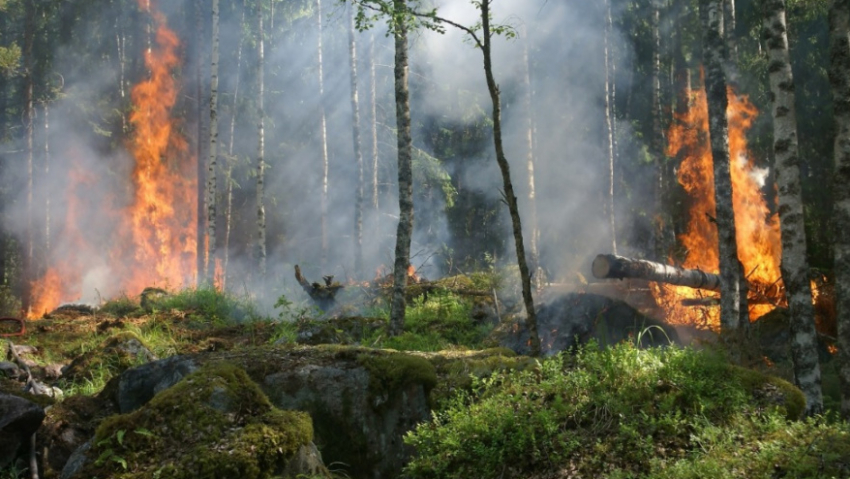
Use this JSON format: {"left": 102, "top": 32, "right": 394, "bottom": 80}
{"left": 150, "top": 286, "right": 262, "bottom": 324}
{"left": 363, "top": 290, "right": 492, "bottom": 352}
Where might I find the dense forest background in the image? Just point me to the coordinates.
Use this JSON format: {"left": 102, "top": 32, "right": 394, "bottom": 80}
{"left": 0, "top": 0, "right": 835, "bottom": 312}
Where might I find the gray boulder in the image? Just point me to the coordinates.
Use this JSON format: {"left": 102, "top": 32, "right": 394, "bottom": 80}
{"left": 0, "top": 393, "right": 45, "bottom": 468}
{"left": 115, "top": 354, "right": 197, "bottom": 413}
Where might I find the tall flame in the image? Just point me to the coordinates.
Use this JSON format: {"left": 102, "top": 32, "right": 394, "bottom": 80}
{"left": 655, "top": 83, "right": 783, "bottom": 329}
{"left": 27, "top": 2, "right": 196, "bottom": 317}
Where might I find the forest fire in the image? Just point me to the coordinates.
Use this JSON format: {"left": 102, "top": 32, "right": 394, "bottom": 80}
{"left": 27, "top": 2, "right": 196, "bottom": 318}
{"left": 653, "top": 85, "right": 784, "bottom": 329}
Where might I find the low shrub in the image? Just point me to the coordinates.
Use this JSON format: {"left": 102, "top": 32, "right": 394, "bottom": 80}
{"left": 403, "top": 342, "right": 835, "bottom": 479}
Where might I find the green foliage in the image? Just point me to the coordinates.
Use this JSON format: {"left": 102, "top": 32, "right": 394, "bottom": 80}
{"left": 99, "top": 294, "right": 142, "bottom": 317}
{"left": 404, "top": 343, "right": 817, "bottom": 479}
{"left": 152, "top": 287, "right": 261, "bottom": 324}
{"left": 375, "top": 290, "right": 491, "bottom": 352}
{"left": 0, "top": 285, "right": 21, "bottom": 316}
{"left": 0, "top": 43, "right": 20, "bottom": 76}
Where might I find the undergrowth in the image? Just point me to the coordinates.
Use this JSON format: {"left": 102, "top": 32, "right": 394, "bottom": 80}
{"left": 150, "top": 286, "right": 261, "bottom": 324}
{"left": 403, "top": 342, "right": 844, "bottom": 479}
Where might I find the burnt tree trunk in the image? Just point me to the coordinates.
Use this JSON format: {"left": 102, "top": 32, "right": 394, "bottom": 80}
{"left": 701, "top": 0, "right": 749, "bottom": 339}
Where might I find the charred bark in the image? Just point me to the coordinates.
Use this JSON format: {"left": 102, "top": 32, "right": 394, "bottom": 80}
{"left": 294, "top": 265, "right": 343, "bottom": 311}
{"left": 701, "top": 0, "right": 749, "bottom": 338}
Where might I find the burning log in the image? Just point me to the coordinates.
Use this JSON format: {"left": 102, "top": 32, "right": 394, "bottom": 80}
{"left": 592, "top": 254, "right": 721, "bottom": 291}
{"left": 294, "top": 265, "right": 344, "bottom": 311}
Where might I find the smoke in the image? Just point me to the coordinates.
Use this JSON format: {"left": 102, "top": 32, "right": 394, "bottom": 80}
{"left": 1, "top": 0, "right": 652, "bottom": 312}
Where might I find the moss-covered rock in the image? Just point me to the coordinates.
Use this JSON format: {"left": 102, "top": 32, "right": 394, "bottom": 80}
{"left": 294, "top": 316, "right": 386, "bottom": 346}
{"left": 77, "top": 362, "right": 321, "bottom": 479}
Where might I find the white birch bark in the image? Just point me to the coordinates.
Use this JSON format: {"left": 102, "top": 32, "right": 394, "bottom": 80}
{"left": 317, "top": 0, "right": 330, "bottom": 268}
{"left": 763, "top": 0, "right": 823, "bottom": 414}
{"left": 206, "top": 0, "right": 220, "bottom": 285}
{"left": 256, "top": 3, "right": 267, "bottom": 278}
{"left": 348, "top": 3, "right": 364, "bottom": 278}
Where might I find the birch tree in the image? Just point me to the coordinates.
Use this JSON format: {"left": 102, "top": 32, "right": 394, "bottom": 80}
{"left": 521, "top": 24, "right": 541, "bottom": 284}
{"left": 256, "top": 1, "right": 267, "bottom": 278}
{"left": 348, "top": 2, "right": 365, "bottom": 278}
{"left": 388, "top": 0, "right": 414, "bottom": 336}
{"left": 829, "top": 0, "right": 850, "bottom": 418}
{"left": 763, "top": 0, "right": 823, "bottom": 415}
{"left": 223, "top": 0, "right": 247, "bottom": 288}
{"left": 700, "top": 0, "right": 749, "bottom": 340}
{"left": 603, "top": 0, "right": 618, "bottom": 256}
{"left": 317, "top": 0, "right": 330, "bottom": 267}
{"left": 206, "top": 0, "right": 220, "bottom": 285}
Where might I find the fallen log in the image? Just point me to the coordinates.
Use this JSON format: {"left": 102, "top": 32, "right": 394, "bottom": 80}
{"left": 592, "top": 254, "right": 721, "bottom": 291}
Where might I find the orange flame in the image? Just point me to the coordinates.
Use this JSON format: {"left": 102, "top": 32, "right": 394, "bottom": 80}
{"left": 28, "top": 2, "right": 196, "bottom": 317}
{"left": 655, "top": 83, "right": 783, "bottom": 329}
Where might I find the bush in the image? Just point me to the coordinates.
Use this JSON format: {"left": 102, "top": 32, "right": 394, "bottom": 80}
{"left": 403, "top": 343, "right": 828, "bottom": 479}
{"left": 152, "top": 287, "right": 261, "bottom": 324}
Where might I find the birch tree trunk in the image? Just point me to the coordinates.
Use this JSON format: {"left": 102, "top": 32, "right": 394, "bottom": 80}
{"left": 23, "top": 0, "right": 34, "bottom": 312}
{"left": 651, "top": 0, "right": 673, "bottom": 260}
{"left": 348, "top": 3, "right": 364, "bottom": 278}
{"left": 223, "top": 0, "right": 246, "bottom": 289}
{"left": 763, "top": 0, "right": 823, "bottom": 415}
{"left": 317, "top": 0, "right": 330, "bottom": 268}
{"left": 42, "top": 102, "right": 49, "bottom": 256}
{"left": 700, "top": 0, "right": 749, "bottom": 340}
{"left": 370, "top": 32, "right": 379, "bottom": 212}
{"left": 256, "top": 2, "right": 267, "bottom": 278}
{"left": 603, "top": 0, "right": 618, "bottom": 256}
{"left": 828, "top": 0, "right": 850, "bottom": 419}
{"left": 521, "top": 24, "right": 541, "bottom": 285}
{"left": 195, "top": 0, "right": 207, "bottom": 287}
{"left": 388, "top": 0, "right": 414, "bottom": 336}
{"left": 206, "top": 0, "right": 220, "bottom": 285}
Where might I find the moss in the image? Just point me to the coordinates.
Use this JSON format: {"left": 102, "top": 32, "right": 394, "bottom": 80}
{"left": 81, "top": 362, "right": 315, "bottom": 479}
{"left": 731, "top": 365, "right": 806, "bottom": 420}
{"left": 357, "top": 350, "right": 438, "bottom": 403}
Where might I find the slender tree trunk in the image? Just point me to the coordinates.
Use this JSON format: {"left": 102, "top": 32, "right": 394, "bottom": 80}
{"left": 256, "top": 3, "right": 267, "bottom": 278}
{"left": 604, "top": 0, "right": 618, "bottom": 256}
{"left": 480, "top": 0, "right": 541, "bottom": 356}
{"left": 317, "top": 0, "right": 330, "bottom": 268}
{"left": 195, "top": 0, "right": 207, "bottom": 286}
{"left": 370, "top": 33, "right": 379, "bottom": 212}
{"left": 23, "top": 0, "right": 34, "bottom": 312}
{"left": 116, "top": 15, "right": 127, "bottom": 133}
{"left": 651, "top": 0, "right": 672, "bottom": 260}
{"left": 348, "top": 3, "right": 364, "bottom": 278}
{"left": 521, "top": 25, "right": 540, "bottom": 287}
{"left": 389, "top": 0, "right": 413, "bottom": 336}
{"left": 724, "top": 0, "right": 739, "bottom": 70}
{"left": 206, "top": 0, "right": 220, "bottom": 285}
{"left": 700, "top": 0, "right": 749, "bottom": 340}
{"left": 222, "top": 0, "right": 246, "bottom": 289}
{"left": 42, "top": 102, "right": 49, "bottom": 256}
{"left": 828, "top": 0, "right": 850, "bottom": 419}
{"left": 763, "top": 0, "right": 823, "bottom": 415}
